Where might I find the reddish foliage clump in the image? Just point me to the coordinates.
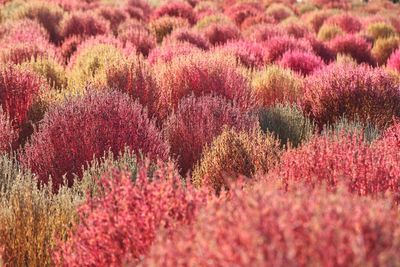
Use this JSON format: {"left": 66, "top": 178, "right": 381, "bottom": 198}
{"left": 147, "top": 42, "right": 200, "bottom": 65}
{"left": 264, "top": 36, "right": 312, "bottom": 62}
{"left": 60, "top": 12, "right": 110, "bottom": 39}
{"left": 272, "top": 133, "right": 400, "bottom": 199}
{"left": 53, "top": 164, "right": 207, "bottom": 266}
{"left": 21, "top": 91, "right": 169, "bottom": 190}
{"left": 325, "top": 13, "right": 362, "bottom": 33}
{"left": 155, "top": 52, "right": 254, "bottom": 119}
{"left": 164, "top": 95, "right": 256, "bottom": 175}
{"left": 301, "top": 63, "right": 400, "bottom": 129}
{"left": 165, "top": 28, "right": 210, "bottom": 50}
{"left": 215, "top": 41, "right": 267, "bottom": 68}
{"left": 153, "top": 1, "right": 196, "bottom": 25}
{"left": 118, "top": 26, "right": 156, "bottom": 57}
{"left": 328, "top": 34, "right": 375, "bottom": 65}
{"left": 245, "top": 24, "right": 287, "bottom": 42}
{"left": 0, "top": 109, "right": 16, "bottom": 153}
{"left": 224, "top": 2, "right": 263, "bottom": 27}
{"left": 203, "top": 23, "right": 242, "bottom": 46}
{"left": 140, "top": 180, "right": 400, "bottom": 266}
{"left": 387, "top": 49, "right": 400, "bottom": 72}
{"left": 278, "top": 50, "right": 325, "bottom": 76}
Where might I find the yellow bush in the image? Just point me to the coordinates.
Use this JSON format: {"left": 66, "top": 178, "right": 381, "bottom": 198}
{"left": 372, "top": 36, "right": 400, "bottom": 65}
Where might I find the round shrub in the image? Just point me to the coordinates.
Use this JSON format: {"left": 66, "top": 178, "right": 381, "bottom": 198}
{"left": 118, "top": 25, "right": 156, "bottom": 56}
{"left": 21, "top": 57, "right": 67, "bottom": 90}
{"left": 192, "top": 128, "right": 280, "bottom": 193}
{"left": 105, "top": 55, "right": 158, "bottom": 117}
{"left": 317, "top": 24, "right": 344, "bottom": 41}
{"left": 240, "top": 14, "right": 276, "bottom": 30}
{"left": 224, "top": 2, "right": 262, "bottom": 27}
{"left": 303, "top": 9, "right": 333, "bottom": 32}
{"left": 20, "top": 90, "right": 169, "bottom": 190}
{"left": 264, "top": 35, "right": 312, "bottom": 62}
{"left": 149, "top": 16, "right": 190, "bottom": 43}
{"left": 140, "top": 181, "right": 400, "bottom": 267}
{"left": 60, "top": 35, "right": 84, "bottom": 64}
{"left": 281, "top": 21, "right": 311, "bottom": 39}
{"left": 325, "top": 13, "right": 362, "bottom": 33}
{"left": 258, "top": 103, "right": 314, "bottom": 147}
{"left": 194, "top": 14, "right": 233, "bottom": 30}
{"left": 278, "top": 50, "right": 325, "bottom": 76}
{"left": 365, "top": 22, "right": 397, "bottom": 42}
{"left": 154, "top": 52, "right": 254, "bottom": 119}
{"left": 372, "top": 36, "right": 400, "bottom": 66}
{"left": 12, "top": 1, "right": 65, "bottom": 43}
{"left": 67, "top": 44, "right": 124, "bottom": 90}
{"left": 0, "top": 109, "right": 16, "bottom": 152}
{"left": 244, "top": 23, "right": 287, "bottom": 43}
{"left": 302, "top": 63, "right": 400, "bottom": 129}
{"left": 328, "top": 34, "right": 375, "bottom": 65}
{"left": 311, "top": 0, "right": 351, "bottom": 9}
{"left": 214, "top": 41, "right": 266, "bottom": 68}
{"left": 0, "top": 18, "right": 49, "bottom": 43}
{"left": 60, "top": 12, "right": 109, "bottom": 39}
{"left": 0, "top": 41, "right": 60, "bottom": 65}
{"left": 164, "top": 28, "right": 210, "bottom": 50}
{"left": 153, "top": 1, "right": 196, "bottom": 25}
{"left": 306, "top": 35, "right": 336, "bottom": 63}
{"left": 202, "top": 23, "right": 242, "bottom": 46}
{"left": 272, "top": 133, "right": 400, "bottom": 199}
{"left": 125, "top": 0, "right": 152, "bottom": 20}
{"left": 95, "top": 6, "right": 128, "bottom": 34}
{"left": 0, "top": 64, "right": 46, "bottom": 129}
{"left": 265, "top": 3, "right": 294, "bottom": 22}
{"left": 387, "top": 48, "right": 400, "bottom": 72}
{"left": 148, "top": 42, "right": 200, "bottom": 65}
{"left": 252, "top": 65, "right": 303, "bottom": 107}
{"left": 164, "top": 95, "right": 256, "bottom": 175}
{"left": 53, "top": 165, "right": 206, "bottom": 266}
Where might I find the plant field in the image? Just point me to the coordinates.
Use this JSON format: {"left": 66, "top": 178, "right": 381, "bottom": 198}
{"left": 0, "top": 0, "right": 400, "bottom": 266}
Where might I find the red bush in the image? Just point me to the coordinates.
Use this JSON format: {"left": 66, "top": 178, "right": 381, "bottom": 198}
{"left": 60, "top": 35, "right": 85, "bottom": 64}
{"left": 155, "top": 52, "right": 254, "bottom": 119}
{"left": 153, "top": 1, "right": 196, "bottom": 25}
{"left": 305, "top": 36, "right": 336, "bottom": 63}
{"left": 224, "top": 2, "right": 263, "bottom": 27}
{"left": 0, "top": 65, "right": 45, "bottom": 129}
{"left": 312, "top": 0, "right": 351, "bottom": 9}
{"left": 271, "top": 133, "right": 400, "bottom": 199}
{"left": 20, "top": 91, "right": 169, "bottom": 190}
{"left": 147, "top": 42, "right": 200, "bottom": 65}
{"left": 0, "top": 109, "right": 16, "bottom": 153}
{"left": 387, "top": 49, "right": 400, "bottom": 72}
{"left": 0, "top": 19, "right": 49, "bottom": 44}
{"left": 240, "top": 14, "right": 276, "bottom": 30}
{"left": 96, "top": 6, "right": 128, "bottom": 33}
{"left": 245, "top": 24, "right": 287, "bottom": 42}
{"left": 302, "top": 63, "right": 400, "bottom": 129}
{"left": 264, "top": 36, "right": 312, "bottom": 62}
{"left": 325, "top": 13, "right": 362, "bottom": 33}
{"left": 282, "top": 22, "right": 311, "bottom": 39}
{"left": 164, "top": 95, "right": 256, "bottom": 175}
{"left": 105, "top": 55, "right": 158, "bottom": 117}
{"left": 214, "top": 41, "right": 267, "bottom": 68}
{"left": 118, "top": 26, "right": 156, "bottom": 56}
{"left": 60, "top": 12, "right": 110, "bottom": 39}
{"left": 53, "top": 164, "right": 207, "bottom": 266}
{"left": 278, "top": 50, "right": 325, "bottom": 76}
{"left": 328, "top": 34, "right": 375, "bottom": 65}
{"left": 126, "top": 0, "right": 152, "bottom": 20}
{"left": 140, "top": 180, "right": 400, "bottom": 266}
{"left": 203, "top": 23, "right": 242, "bottom": 46}
{"left": 165, "top": 28, "right": 210, "bottom": 50}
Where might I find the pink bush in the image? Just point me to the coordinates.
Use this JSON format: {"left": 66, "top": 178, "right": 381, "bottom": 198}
{"left": 153, "top": 1, "right": 196, "bottom": 25}
{"left": 60, "top": 12, "right": 110, "bottom": 39}
{"left": 155, "top": 52, "right": 254, "bottom": 119}
{"left": 278, "top": 50, "right": 325, "bottom": 76}
{"left": 60, "top": 35, "right": 85, "bottom": 63}
{"left": 271, "top": 133, "right": 400, "bottom": 199}
{"left": 118, "top": 26, "right": 156, "bottom": 56}
{"left": 245, "top": 23, "right": 286, "bottom": 43}
{"left": 312, "top": 0, "right": 351, "bottom": 9}
{"left": 306, "top": 36, "right": 336, "bottom": 63}
{"left": 329, "top": 34, "right": 375, "bottom": 65}
{"left": 148, "top": 42, "right": 200, "bottom": 65}
{"left": 96, "top": 6, "right": 128, "bottom": 33}
{"left": 387, "top": 49, "right": 400, "bottom": 72}
{"left": 165, "top": 28, "right": 210, "bottom": 50}
{"left": 140, "top": 179, "right": 400, "bottom": 266}
{"left": 240, "top": 14, "right": 276, "bottom": 30}
{"left": 53, "top": 164, "right": 207, "bottom": 266}
{"left": 325, "top": 13, "right": 362, "bottom": 33}
{"left": 203, "top": 23, "right": 242, "bottom": 46}
{"left": 215, "top": 41, "right": 267, "bottom": 68}
{"left": 125, "top": 0, "right": 152, "bottom": 20}
{"left": 0, "top": 109, "right": 16, "bottom": 153}
{"left": 164, "top": 95, "right": 256, "bottom": 175}
{"left": 224, "top": 2, "right": 263, "bottom": 26}
{"left": 264, "top": 36, "right": 312, "bottom": 62}
{"left": 302, "top": 63, "right": 400, "bottom": 129}
{"left": 21, "top": 91, "right": 169, "bottom": 190}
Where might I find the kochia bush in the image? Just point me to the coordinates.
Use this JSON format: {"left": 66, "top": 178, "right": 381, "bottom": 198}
{"left": 278, "top": 50, "right": 324, "bottom": 76}
{"left": 164, "top": 95, "right": 256, "bottom": 175}
{"left": 328, "top": 34, "right": 375, "bottom": 65}
{"left": 153, "top": 1, "right": 196, "bottom": 25}
{"left": 301, "top": 63, "right": 400, "bottom": 129}
{"left": 21, "top": 91, "right": 169, "bottom": 191}
{"left": 60, "top": 12, "right": 109, "bottom": 39}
